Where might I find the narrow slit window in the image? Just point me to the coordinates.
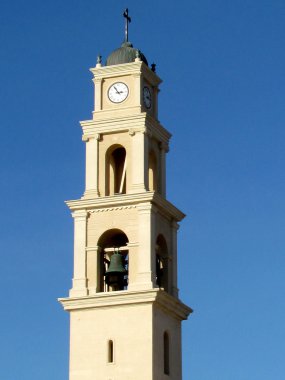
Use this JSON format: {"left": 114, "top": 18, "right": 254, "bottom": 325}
{"left": 108, "top": 340, "right": 114, "bottom": 363}
{"left": 164, "top": 332, "right": 170, "bottom": 375}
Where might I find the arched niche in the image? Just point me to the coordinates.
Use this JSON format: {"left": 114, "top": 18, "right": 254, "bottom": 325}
{"left": 97, "top": 229, "right": 129, "bottom": 292}
{"left": 148, "top": 150, "right": 158, "bottom": 192}
{"left": 156, "top": 234, "right": 169, "bottom": 292}
{"left": 105, "top": 145, "right": 127, "bottom": 196}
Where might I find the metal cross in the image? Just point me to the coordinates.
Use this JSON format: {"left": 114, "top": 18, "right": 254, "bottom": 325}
{"left": 123, "top": 8, "right": 131, "bottom": 42}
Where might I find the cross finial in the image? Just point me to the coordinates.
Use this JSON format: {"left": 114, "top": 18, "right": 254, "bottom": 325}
{"left": 123, "top": 8, "right": 131, "bottom": 42}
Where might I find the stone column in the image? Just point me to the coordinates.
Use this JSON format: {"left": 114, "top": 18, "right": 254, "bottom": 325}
{"left": 69, "top": 210, "right": 88, "bottom": 297}
{"left": 129, "top": 129, "right": 148, "bottom": 193}
{"left": 159, "top": 141, "right": 168, "bottom": 197}
{"left": 84, "top": 134, "right": 100, "bottom": 198}
{"left": 171, "top": 220, "right": 179, "bottom": 298}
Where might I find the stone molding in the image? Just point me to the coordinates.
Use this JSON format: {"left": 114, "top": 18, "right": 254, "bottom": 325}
{"left": 90, "top": 61, "right": 162, "bottom": 87}
{"left": 80, "top": 114, "right": 171, "bottom": 145}
{"left": 88, "top": 205, "right": 136, "bottom": 213}
{"left": 66, "top": 192, "right": 185, "bottom": 222}
{"left": 59, "top": 289, "right": 192, "bottom": 321}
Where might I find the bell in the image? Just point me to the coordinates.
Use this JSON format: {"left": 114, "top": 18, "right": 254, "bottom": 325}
{"left": 105, "top": 250, "right": 127, "bottom": 290}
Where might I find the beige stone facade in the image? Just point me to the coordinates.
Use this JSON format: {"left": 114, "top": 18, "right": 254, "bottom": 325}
{"left": 59, "top": 58, "right": 192, "bottom": 379}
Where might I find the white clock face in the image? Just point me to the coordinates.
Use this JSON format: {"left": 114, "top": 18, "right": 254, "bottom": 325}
{"left": 143, "top": 86, "right": 152, "bottom": 109}
{"left": 108, "top": 82, "right": 129, "bottom": 103}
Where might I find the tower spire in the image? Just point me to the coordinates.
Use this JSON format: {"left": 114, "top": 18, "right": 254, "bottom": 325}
{"left": 123, "top": 8, "right": 131, "bottom": 42}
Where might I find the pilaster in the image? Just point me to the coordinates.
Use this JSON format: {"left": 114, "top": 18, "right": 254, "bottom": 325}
{"left": 133, "top": 72, "right": 142, "bottom": 107}
{"left": 84, "top": 134, "right": 100, "bottom": 198}
{"left": 159, "top": 141, "right": 169, "bottom": 197}
{"left": 171, "top": 220, "right": 179, "bottom": 298}
{"left": 86, "top": 245, "right": 101, "bottom": 295}
{"left": 69, "top": 210, "right": 88, "bottom": 297}
{"left": 129, "top": 128, "right": 148, "bottom": 193}
{"left": 128, "top": 203, "right": 157, "bottom": 290}
{"left": 93, "top": 77, "right": 102, "bottom": 112}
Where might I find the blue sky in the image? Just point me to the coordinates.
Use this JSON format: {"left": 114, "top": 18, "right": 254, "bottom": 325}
{"left": 0, "top": 1, "right": 284, "bottom": 379}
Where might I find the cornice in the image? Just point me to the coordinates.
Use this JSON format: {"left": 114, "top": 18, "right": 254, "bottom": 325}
{"left": 81, "top": 113, "right": 147, "bottom": 133}
{"left": 66, "top": 192, "right": 154, "bottom": 210}
{"left": 155, "top": 290, "right": 193, "bottom": 320}
{"left": 146, "top": 114, "right": 172, "bottom": 143}
{"left": 90, "top": 61, "right": 143, "bottom": 78}
{"left": 153, "top": 193, "right": 186, "bottom": 221}
{"left": 65, "top": 192, "right": 185, "bottom": 221}
{"left": 141, "top": 63, "right": 163, "bottom": 86}
{"left": 58, "top": 289, "right": 192, "bottom": 321}
{"left": 80, "top": 113, "right": 171, "bottom": 144}
{"left": 90, "top": 61, "right": 162, "bottom": 87}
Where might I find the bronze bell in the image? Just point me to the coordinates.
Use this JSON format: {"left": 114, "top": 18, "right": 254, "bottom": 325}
{"left": 105, "top": 249, "right": 127, "bottom": 290}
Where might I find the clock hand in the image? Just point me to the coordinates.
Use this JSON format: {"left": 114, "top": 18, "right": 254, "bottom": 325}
{"left": 114, "top": 86, "right": 120, "bottom": 94}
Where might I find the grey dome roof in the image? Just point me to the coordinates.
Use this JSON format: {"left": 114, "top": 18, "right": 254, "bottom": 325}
{"left": 106, "top": 41, "right": 148, "bottom": 66}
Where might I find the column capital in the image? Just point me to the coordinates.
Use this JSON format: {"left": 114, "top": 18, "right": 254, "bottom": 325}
{"left": 171, "top": 220, "right": 180, "bottom": 230}
{"left": 129, "top": 127, "right": 146, "bottom": 136}
{"left": 93, "top": 77, "right": 103, "bottom": 84}
{"left": 145, "top": 129, "right": 153, "bottom": 138}
{"left": 72, "top": 210, "right": 88, "bottom": 219}
{"left": 82, "top": 133, "right": 101, "bottom": 143}
{"left": 159, "top": 141, "right": 169, "bottom": 152}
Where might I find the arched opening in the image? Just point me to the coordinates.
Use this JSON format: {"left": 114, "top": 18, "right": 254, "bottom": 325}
{"left": 156, "top": 234, "right": 169, "bottom": 292}
{"left": 106, "top": 145, "right": 127, "bottom": 196}
{"left": 148, "top": 150, "right": 158, "bottom": 191}
{"left": 97, "top": 229, "right": 129, "bottom": 292}
{"left": 163, "top": 331, "right": 170, "bottom": 375}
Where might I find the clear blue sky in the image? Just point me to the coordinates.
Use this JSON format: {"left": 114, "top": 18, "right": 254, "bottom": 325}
{"left": 0, "top": 1, "right": 284, "bottom": 379}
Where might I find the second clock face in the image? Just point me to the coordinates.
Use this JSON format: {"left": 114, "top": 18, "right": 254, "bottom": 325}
{"left": 143, "top": 86, "right": 152, "bottom": 109}
{"left": 108, "top": 82, "right": 129, "bottom": 103}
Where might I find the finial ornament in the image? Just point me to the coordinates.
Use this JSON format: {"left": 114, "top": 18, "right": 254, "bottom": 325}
{"left": 151, "top": 63, "right": 156, "bottom": 72}
{"left": 96, "top": 54, "right": 102, "bottom": 67}
{"left": 135, "top": 49, "right": 141, "bottom": 62}
{"left": 123, "top": 8, "right": 131, "bottom": 42}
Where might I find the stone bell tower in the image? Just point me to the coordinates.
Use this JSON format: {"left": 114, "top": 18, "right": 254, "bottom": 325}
{"left": 59, "top": 10, "right": 192, "bottom": 380}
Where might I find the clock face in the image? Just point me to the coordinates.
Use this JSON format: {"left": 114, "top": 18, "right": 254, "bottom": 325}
{"left": 108, "top": 82, "right": 129, "bottom": 103}
{"left": 143, "top": 86, "right": 152, "bottom": 109}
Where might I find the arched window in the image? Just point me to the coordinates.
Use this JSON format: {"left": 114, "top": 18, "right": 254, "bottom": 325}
{"left": 106, "top": 145, "right": 127, "bottom": 195}
{"left": 148, "top": 150, "right": 158, "bottom": 191}
{"left": 97, "top": 229, "right": 129, "bottom": 292}
{"left": 163, "top": 331, "right": 170, "bottom": 375}
{"left": 156, "top": 235, "right": 169, "bottom": 292}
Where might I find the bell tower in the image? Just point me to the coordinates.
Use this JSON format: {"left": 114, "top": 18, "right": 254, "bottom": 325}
{"left": 59, "top": 10, "right": 192, "bottom": 380}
